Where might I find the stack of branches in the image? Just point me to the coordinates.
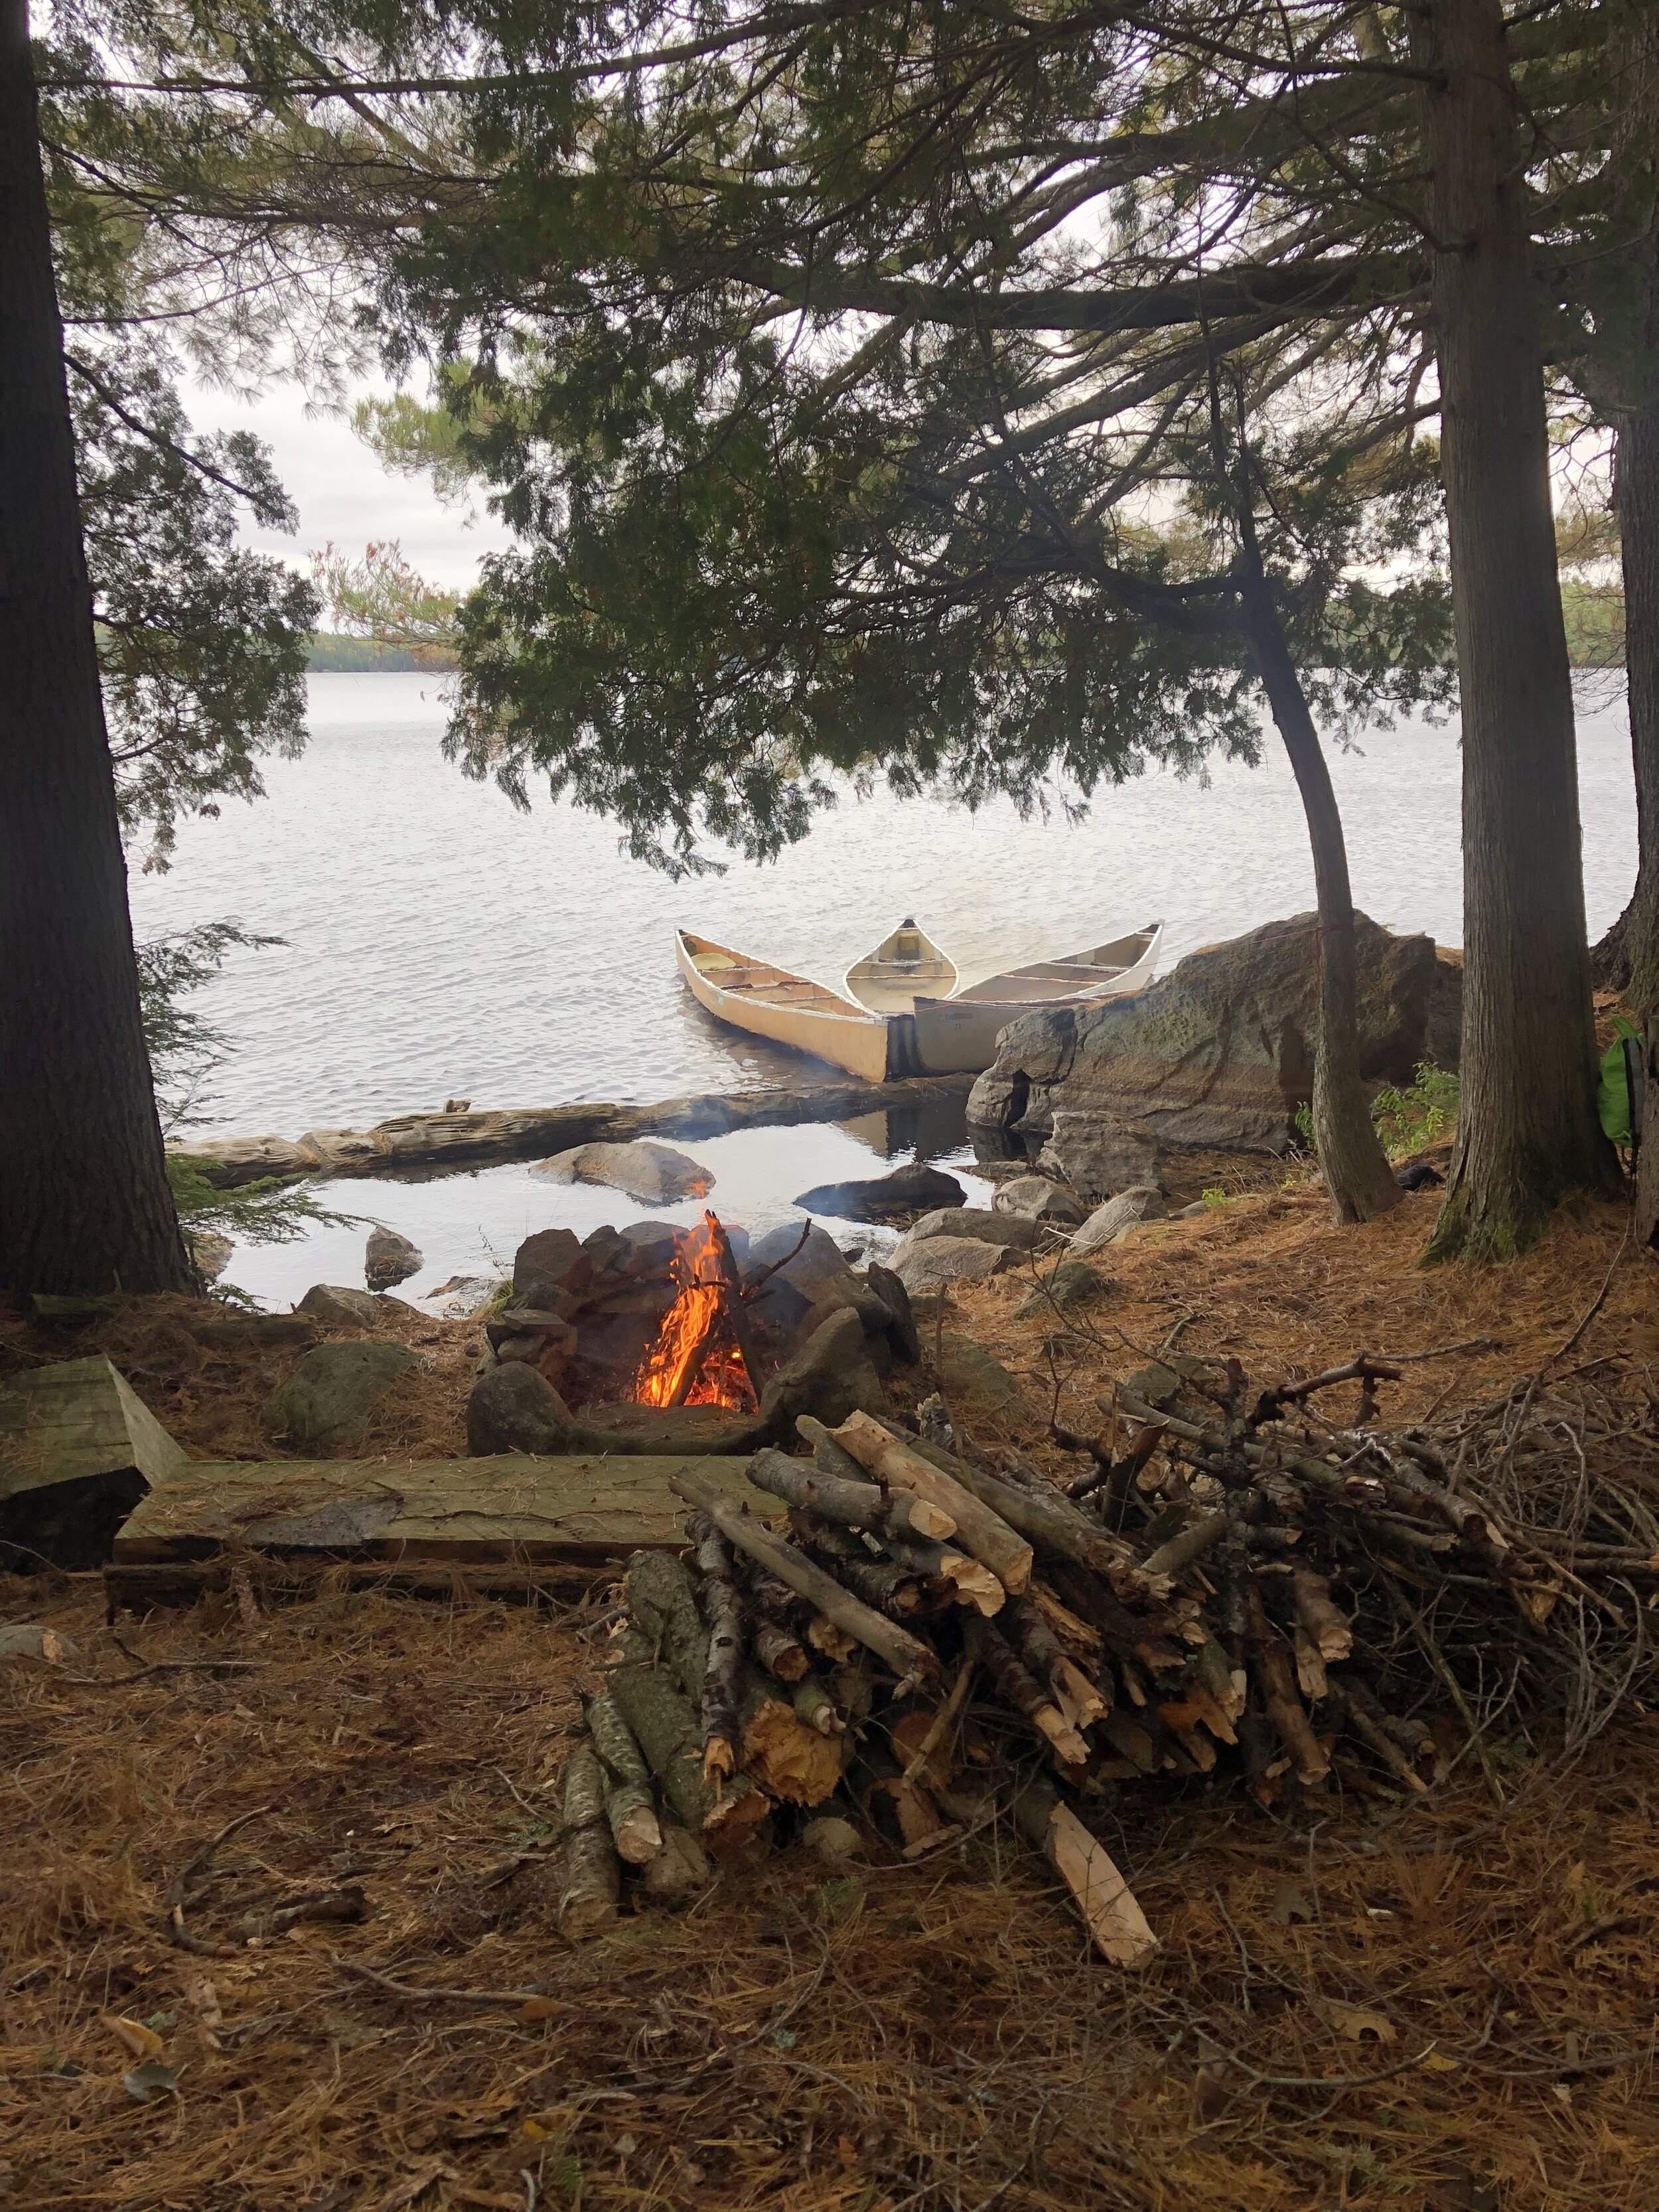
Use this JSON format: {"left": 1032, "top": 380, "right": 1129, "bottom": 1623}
{"left": 555, "top": 1351, "right": 1659, "bottom": 1954}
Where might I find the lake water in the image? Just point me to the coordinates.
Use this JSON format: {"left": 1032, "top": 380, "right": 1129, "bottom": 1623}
{"left": 126, "top": 672, "right": 1636, "bottom": 1306}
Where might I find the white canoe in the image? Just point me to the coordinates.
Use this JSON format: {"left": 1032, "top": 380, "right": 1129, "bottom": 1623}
{"left": 676, "top": 929, "right": 895, "bottom": 1082}
{"left": 908, "top": 921, "right": 1165, "bottom": 1076}
{"left": 843, "top": 917, "right": 959, "bottom": 1015}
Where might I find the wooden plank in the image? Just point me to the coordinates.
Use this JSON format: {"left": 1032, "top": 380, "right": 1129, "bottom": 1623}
{"left": 111, "top": 1453, "right": 768, "bottom": 1566}
{"left": 0, "top": 1357, "right": 188, "bottom": 1503}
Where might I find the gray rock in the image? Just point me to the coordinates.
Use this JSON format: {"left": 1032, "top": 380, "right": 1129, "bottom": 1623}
{"left": 992, "top": 1175, "right": 1086, "bottom": 1225}
{"left": 1036, "top": 1111, "right": 1166, "bottom": 1204}
{"left": 1071, "top": 1185, "right": 1167, "bottom": 1254}
{"left": 531, "top": 1139, "right": 713, "bottom": 1205}
{"left": 0, "top": 1624, "right": 76, "bottom": 1664}
{"left": 467, "top": 1362, "right": 579, "bottom": 1455}
{"left": 615, "top": 1220, "right": 684, "bottom": 1272}
{"left": 792, "top": 1161, "right": 966, "bottom": 1222}
{"left": 190, "top": 1311, "right": 319, "bottom": 1351}
{"left": 760, "top": 1307, "right": 887, "bottom": 1434}
{"left": 802, "top": 1816, "right": 865, "bottom": 1863}
{"left": 743, "top": 1222, "right": 860, "bottom": 1343}
{"left": 935, "top": 1333, "right": 1029, "bottom": 1421}
{"left": 969, "top": 912, "right": 1463, "bottom": 1153}
{"left": 865, "top": 1262, "right": 921, "bottom": 1364}
{"left": 889, "top": 1236, "right": 1021, "bottom": 1295}
{"left": 297, "top": 1284, "right": 383, "bottom": 1328}
{"left": 265, "top": 1340, "right": 419, "bottom": 1452}
{"left": 426, "top": 1274, "right": 507, "bottom": 1318}
{"left": 1175, "top": 1200, "right": 1212, "bottom": 1218}
{"left": 1015, "top": 1260, "right": 1110, "bottom": 1319}
{"left": 365, "top": 1224, "right": 423, "bottom": 1292}
{"left": 902, "top": 1206, "right": 1043, "bottom": 1251}
{"left": 514, "top": 1228, "right": 593, "bottom": 1307}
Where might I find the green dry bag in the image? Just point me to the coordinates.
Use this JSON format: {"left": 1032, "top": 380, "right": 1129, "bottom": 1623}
{"left": 1598, "top": 1015, "right": 1644, "bottom": 1147}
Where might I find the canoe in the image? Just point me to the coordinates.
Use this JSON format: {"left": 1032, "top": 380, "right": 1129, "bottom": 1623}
{"left": 843, "top": 917, "right": 959, "bottom": 1015}
{"left": 908, "top": 921, "right": 1165, "bottom": 1076}
{"left": 676, "top": 929, "right": 897, "bottom": 1082}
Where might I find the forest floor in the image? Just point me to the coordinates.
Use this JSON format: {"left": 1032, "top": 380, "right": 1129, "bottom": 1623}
{"left": 3, "top": 1174, "right": 1658, "bottom": 2211}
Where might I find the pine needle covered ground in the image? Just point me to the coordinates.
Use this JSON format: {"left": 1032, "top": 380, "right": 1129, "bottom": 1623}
{"left": 4, "top": 1182, "right": 1658, "bottom": 2211}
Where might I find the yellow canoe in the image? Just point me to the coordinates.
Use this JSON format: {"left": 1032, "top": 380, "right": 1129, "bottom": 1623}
{"left": 843, "top": 917, "right": 959, "bottom": 1015}
{"left": 676, "top": 930, "right": 897, "bottom": 1082}
{"left": 908, "top": 922, "right": 1165, "bottom": 1075}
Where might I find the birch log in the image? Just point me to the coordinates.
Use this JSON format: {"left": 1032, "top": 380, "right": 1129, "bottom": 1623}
{"left": 831, "top": 1413, "right": 1033, "bottom": 1593}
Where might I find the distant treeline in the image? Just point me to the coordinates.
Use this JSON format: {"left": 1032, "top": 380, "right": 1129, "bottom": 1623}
{"left": 305, "top": 633, "right": 459, "bottom": 673}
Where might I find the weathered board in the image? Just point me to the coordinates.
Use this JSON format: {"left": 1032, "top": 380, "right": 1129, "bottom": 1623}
{"left": 1, "top": 1357, "right": 191, "bottom": 1570}
{"left": 0, "top": 1356, "right": 189, "bottom": 1503}
{"left": 111, "top": 1452, "right": 769, "bottom": 1568}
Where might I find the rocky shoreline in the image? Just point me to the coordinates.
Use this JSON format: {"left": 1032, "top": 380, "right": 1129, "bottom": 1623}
{"left": 173, "top": 1070, "right": 980, "bottom": 1189}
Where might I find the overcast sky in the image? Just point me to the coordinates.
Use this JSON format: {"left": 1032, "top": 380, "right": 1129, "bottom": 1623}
{"left": 185, "top": 374, "right": 513, "bottom": 593}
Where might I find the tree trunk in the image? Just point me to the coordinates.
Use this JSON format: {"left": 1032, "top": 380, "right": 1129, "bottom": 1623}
{"left": 1411, "top": 0, "right": 1616, "bottom": 1262}
{"left": 1237, "top": 578, "right": 1404, "bottom": 1224}
{"left": 0, "top": 0, "right": 191, "bottom": 1295}
{"left": 1621, "top": 409, "right": 1659, "bottom": 1246}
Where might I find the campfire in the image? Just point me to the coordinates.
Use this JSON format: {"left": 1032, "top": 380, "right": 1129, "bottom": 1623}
{"left": 488, "top": 1209, "right": 813, "bottom": 1422}
{"left": 634, "top": 1213, "right": 758, "bottom": 1412}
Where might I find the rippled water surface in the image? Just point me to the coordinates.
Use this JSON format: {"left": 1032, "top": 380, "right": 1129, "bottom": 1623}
{"left": 125, "top": 673, "right": 1636, "bottom": 1303}
{"left": 129, "top": 672, "right": 1637, "bottom": 1140}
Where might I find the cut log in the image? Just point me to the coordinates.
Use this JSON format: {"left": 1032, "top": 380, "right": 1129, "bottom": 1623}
{"left": 753, "top": 1619, "right": 809, "bottom": 1682}
{"left": 830, "top": 1414, "right": 1034, "bottom": 1594}
{"left": 557, "top": 1743, "right": 620, "bottom": 1938}
{"left": 879, "top": 1528, "right": 1005, "bottom": 1615}
{"left": 797, "top": 1413, "right": 881, "bottom": 1481}
{"left": 1244, "top": 1583, "right": 1330, "bottom": 1787}
{"left": 640, "top": 1820, "right": 712, "bottom": 1903}
{"left": 585, "top": 1691, "right": 663, "bottom": 1864}
{"left": 1141, "top": 1511, "right": 1230, "bottom": 1579}
{"left": 1336, "top": 1679, "right": 1431, "bottom": 1794}
{"left": 1291, "top": 1568, "right": 1354, "bottom": 1661}
{"left": 669, "top": 1468, "right": 939, "bottom": 1682}
{"left": 792, "top": 1674, "right": 845, "bottom": 1736}
{"left": 739, "top": 1693, "right": 843, "bottom": 1805}
{"left": 1027, "top": 1582, "right": 1104, "bottom": 1657}
{"left": 808, "top": 1613, "right": 858, "bottom": 1662}
{"left": 871, "top": 1419, "right": 1143, "bottom": 1592}
{"left": 1, "top": 1355, "right": 188, "bottom": 1570}
{"left": 624, "top": 1550, "right": 708, "bottom": 1700}
{"left": 605, "top": 1654, "right": 771, "bottom": 1863}
{"left": 687, "top": 1511, "right": 745, "bottom": 1784}
{"left": 965, "top": 1617, "right": 1090, "bottom": 1767}
{"left": 1013, "top": 1775, "right": 1158, "bottom": 1966}
{"left": 750, "top": 1444, "right": 956, "bottom": 1542}
{"left": 790, "top": 1514, "right": 932, "bottom": 1619}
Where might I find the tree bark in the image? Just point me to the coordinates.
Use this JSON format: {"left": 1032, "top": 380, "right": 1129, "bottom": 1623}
{"left": 0, "top": 0, "right": 192, "bottom": 1295}
{"left": 1412, "top": 0, "right": 1616, "bottom": 1261}
{"left": 1237, "top": 577, "right": 1404, "bottom": 1223}
{"left": 1615, "top": 411, "right": 1659, "bottom": 1248}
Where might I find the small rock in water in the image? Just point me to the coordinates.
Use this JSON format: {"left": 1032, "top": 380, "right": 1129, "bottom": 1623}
{"left": 792, "top": 1161, "right": 966, "bottom": 1223}
{"left": 425, "top": 1274, "right": 506, "bottom": 1318}
{"left": 443, "top": 1096, "right": 471, "bottom": 1114}
{"left": 531, "top": 1139, "right": 713, "bottom": 1205}
{"left": 366, "top": 1225, "right": 423, "bottom": 1292}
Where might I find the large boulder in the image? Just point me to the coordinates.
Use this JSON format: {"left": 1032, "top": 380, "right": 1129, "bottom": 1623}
{"left": 513, "top": 1228, "right": 593, "bottom": 1309}
{"left": 743, "top": 1222, "right": 860, "bottom": 1341}
{"left": 531, "top": 1140, "right": 713, "bottom": 1205}
{"left": 1071, "top": 1186, "right": 1167, "bottom": 1254}
{"left": 265, "top": 1341, "right": 419, "bottom": 1452}
{"left": 901, "top": 1207, "right": 1043, "bottom": 1252}
{"left": 467, "top": 1362, "right": 581, "bottom": 1455}
{"left": 992, "top": 1175, "right": 1086, "bottom": 1226}
{"left": 1035, "top": 1112, "right": 1167, "bottom": 1203}
{"left": 889, "top": 1236, "right": 1022, "bottom": 1295}
{"left": 968, "top": 913, "right": 1463, "bottom": 1155}
{"left": 759, "top": 1308, "right": 887, "bottom": 1434}
{"left": 297, "top": 1283, "right": 384, "bottom": 1327}
{"left": 365, "top": 1225, "right": 422, "bottom": 1292}
{"left": 792, "top": 1162, "right": 966, "bottom": 1222}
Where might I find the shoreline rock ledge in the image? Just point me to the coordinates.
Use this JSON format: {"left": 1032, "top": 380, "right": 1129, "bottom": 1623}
{"left": 966, "top": 913, "right": 1462, "bottom": 1181}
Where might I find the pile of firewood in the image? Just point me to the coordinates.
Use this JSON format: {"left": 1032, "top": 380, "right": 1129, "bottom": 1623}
{"left": 555, "top": 1350, "right": 1659, "bottom": 1956}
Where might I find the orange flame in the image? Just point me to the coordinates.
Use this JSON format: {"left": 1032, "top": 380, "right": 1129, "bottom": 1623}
{"left": 634, "top": 1215, "right": 754, "bottom": 1410}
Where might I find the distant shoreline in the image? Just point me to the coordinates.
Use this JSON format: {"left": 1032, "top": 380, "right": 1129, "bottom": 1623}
{"left": 306, "top": 634, "right": 459, "bottom": 674}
